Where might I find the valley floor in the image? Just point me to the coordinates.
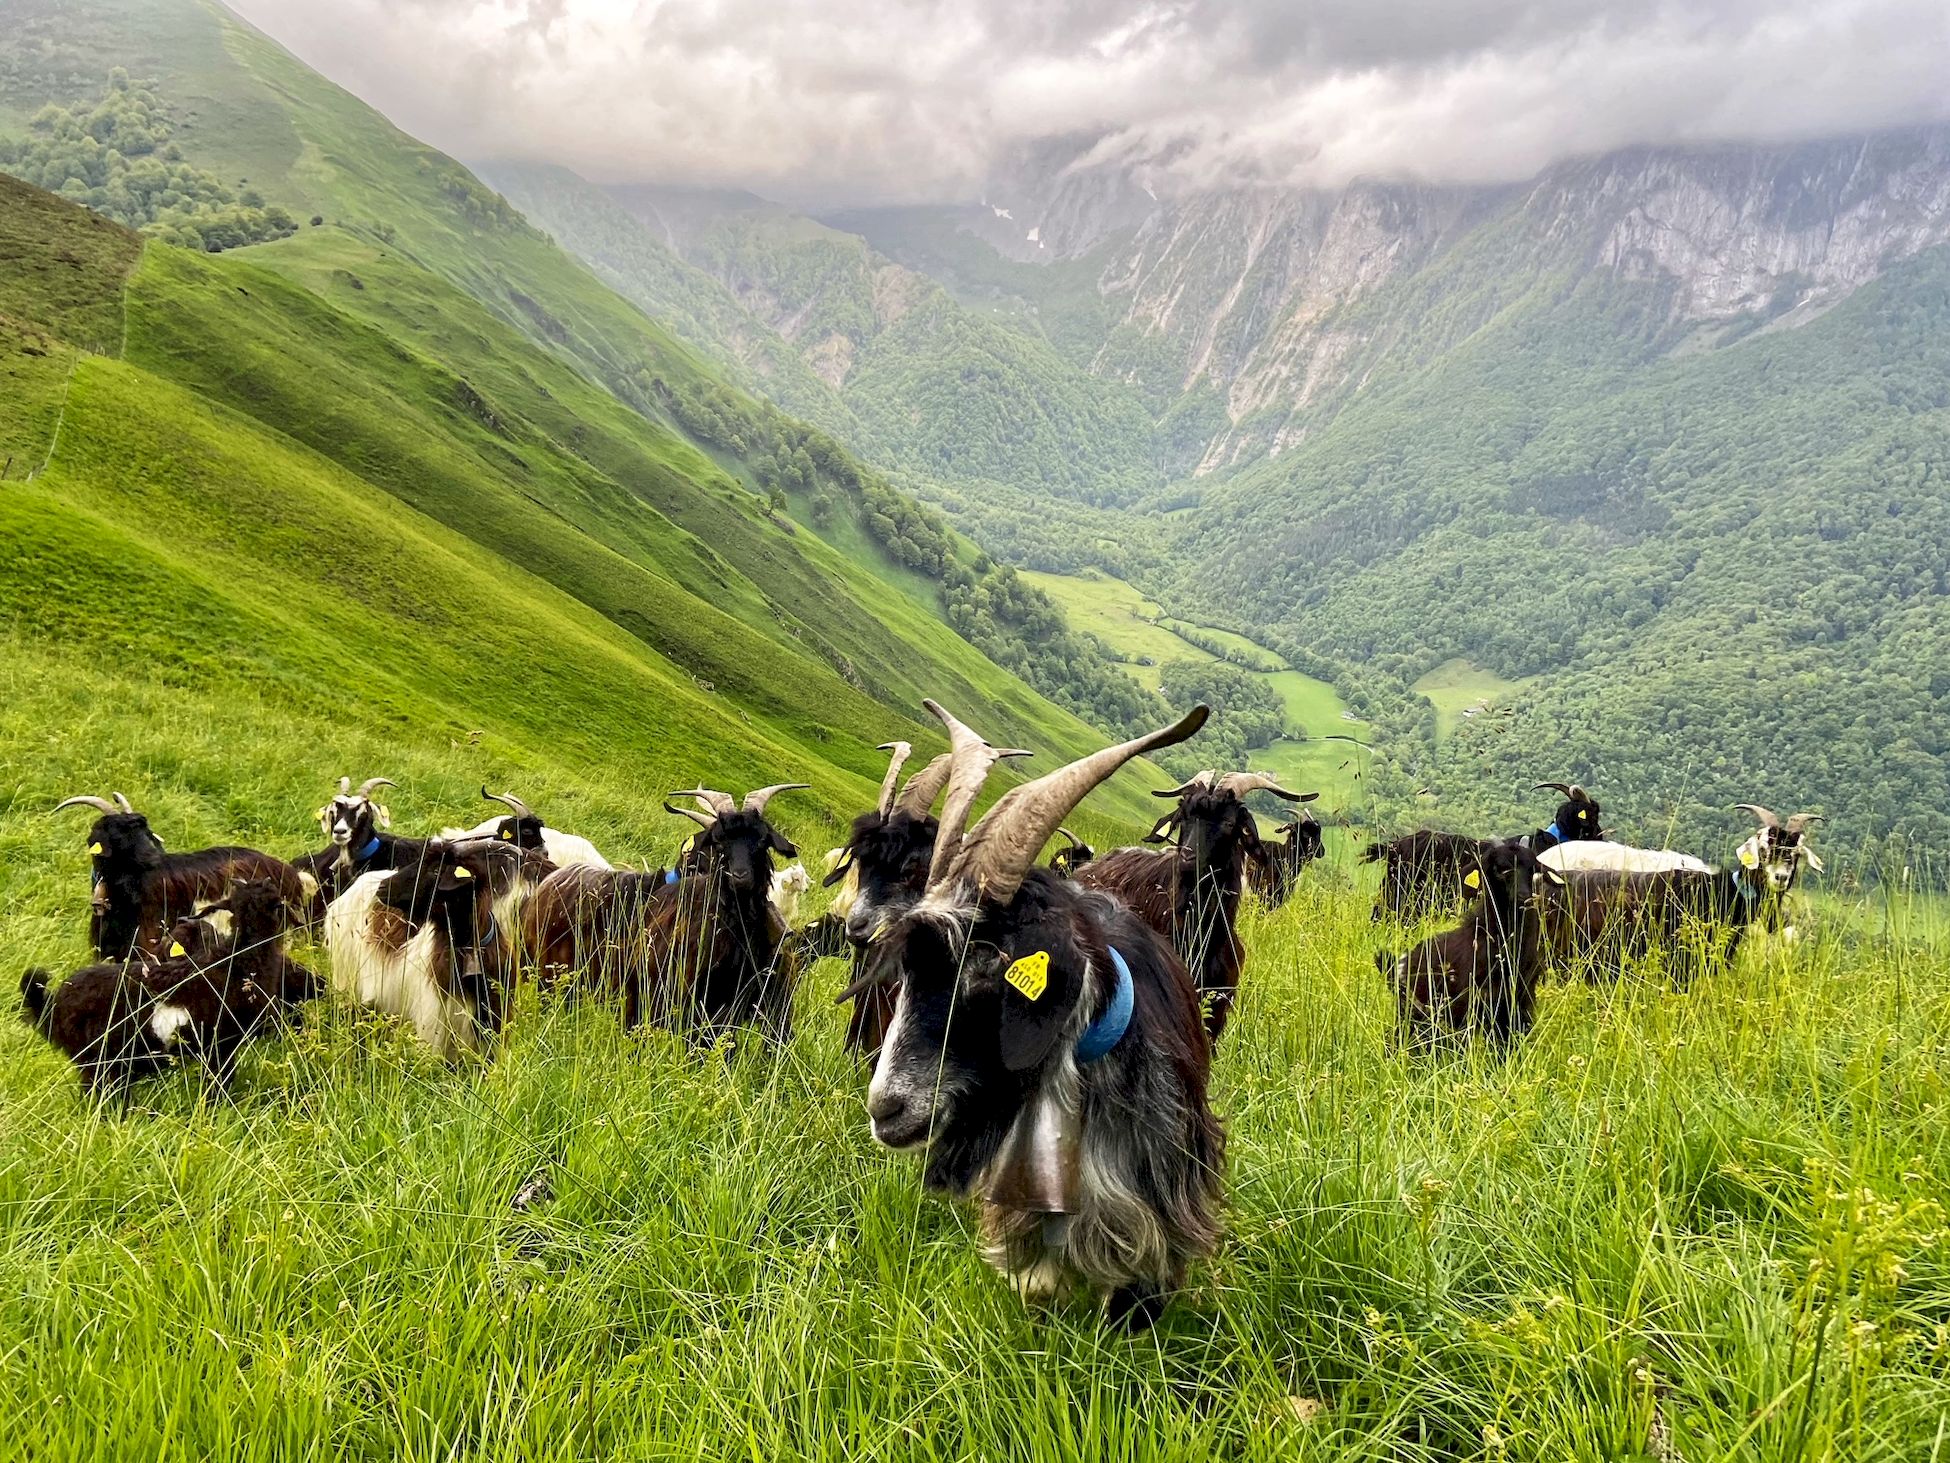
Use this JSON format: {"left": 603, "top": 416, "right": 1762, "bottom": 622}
{"left": 3, "top": 868, "right": 1946, "bottom": 1460}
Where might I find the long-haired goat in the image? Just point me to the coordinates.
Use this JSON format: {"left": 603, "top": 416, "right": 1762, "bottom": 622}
{"left": 171, "top": 877, "right": 321, "bottom": 1012}
{"left": 1075, "top": 770, "right": 1316, "bottom": 1043}
{"left": 1383, "top": 839, "right": 1561, "bottom": 1049}
{"left": 523, "top": 785, "right": 807, "bottom": 1041}
{"left": 21, "top": 950, "right": 274, "bottom": 1098}
{"left": 1362, "top": 829, "right": 1491, "bottom": 922}
{"left": 290, "top": 776, "right": 418, "bottom": 920}
{"left": 851, "top": 699, "right": 1220, "bottom": 1329}
{"left": 327, "top": 839, "right": 553, "bottom": 1059}
{"left": 442, "top": 787, "right": 614, "bottom": 870}
{"left": 53, "top": 791, "right": 302, "bottom": 960}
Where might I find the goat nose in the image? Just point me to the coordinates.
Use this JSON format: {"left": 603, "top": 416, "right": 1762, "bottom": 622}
{"left": 867, "top": 1088, "right": 906, "bottom": 1124}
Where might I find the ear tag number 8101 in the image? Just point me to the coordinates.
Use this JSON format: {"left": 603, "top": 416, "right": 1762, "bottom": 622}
{"left": 1005, "top": 950, "right": 1049, "bottom": 1001}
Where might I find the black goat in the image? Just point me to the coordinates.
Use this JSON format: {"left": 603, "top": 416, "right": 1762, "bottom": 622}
{"left": 54, "top": 792, "right": 303, "bottom": 960}
{"left": 823, "top": 740, "right": 1025, "bottom": 1054}
{"left": 857, "top": 699, "right": 1220, "bottom": 1329}
{"left": 1529, "top": 782, "right": 1603, "bottom": 853}
{"left": 1248, "top": 813, "right": 1325, "bottom": 909}
{"left": 177, "top": 877, "right": 321, "bottom": 1012}
{"left": 1077, "top": 771, "right": 1316, "bottom": 1042}
{"left": 442, "top": 787, "right": 613, "bottom": 870}
{"left": 1047, "top": 828, "right": 1096, "bottom": 878}
{"left": 1363, "top": 829, "right": 1491, "bottom": 922}
{"left": 525, "top": 785, "right": 806, "bottom": 1040}
{"left": 1383, "top": 839, "right": 1560, "bottom": 1049}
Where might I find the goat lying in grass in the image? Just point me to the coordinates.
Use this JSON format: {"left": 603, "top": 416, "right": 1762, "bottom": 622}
{"left": 1383, "top": 839, "right": 1561, "bottom": 1049}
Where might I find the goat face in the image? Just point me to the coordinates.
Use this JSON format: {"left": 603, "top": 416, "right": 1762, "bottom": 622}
{"left": 80, "top": 812, "right": 167, "bottom": 878}
{"left": 1556, "top": 793, "right": 1601, "bottom": 841}
{"left": 481, "top": 812, "right": 548, "bottom": 851}
{"left": 1468, "top": 837, "right": 1552, "bottom": 911}
{"left": 1176, "top": 787, "right": 1260, "bottom": 885}
{"left": 320, "top": 795, "right": 383, "bottom": 851}
{"left": 865, "top": 874, "right": 1091, "bottom": 1184}
{"left": 1740, "top": 827, "right": 1818, "bottom": 893}
{"left": 1285, "top": 815, "right": 1324, "bottom": 866}
{"left": 686, "top": 808, "right": 795, "bottom": 897}
{"left": 827, "top": 810, "right": 936, "bottom": 944}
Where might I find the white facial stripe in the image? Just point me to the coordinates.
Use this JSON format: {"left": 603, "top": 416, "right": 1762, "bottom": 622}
{"left": 149, "top": 1003, "right": 193, "bottom": 1046}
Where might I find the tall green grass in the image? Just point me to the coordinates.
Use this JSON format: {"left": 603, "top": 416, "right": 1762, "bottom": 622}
{"left": 3, "top": 791, "right": 1944, "bottom": 1457}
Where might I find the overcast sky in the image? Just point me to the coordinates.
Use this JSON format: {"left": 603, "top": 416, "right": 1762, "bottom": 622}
{"left": 227, "top": 0, "right": 1950, "bottom": 207}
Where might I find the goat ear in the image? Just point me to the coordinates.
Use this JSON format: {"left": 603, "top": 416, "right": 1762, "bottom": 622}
{"left": 821, "top": 853, "right": 853, "bottom": 888}
{"left": 997, "top": 950, "right": 1081, "bottom": 1073}
{"left": 376, "top": 805, "right": 392, "bottom": 829}
{"left": 767, "top": 827, "right": 798, "bottom": 857}
{"left": 1802, "top": 847, "right": 1824, "bottom": 873}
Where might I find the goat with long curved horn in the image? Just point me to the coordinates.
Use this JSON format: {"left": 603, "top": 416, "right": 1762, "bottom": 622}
{"left": 936, "top": 704, "right": 1211, "bottom": 906}
{"left": 742, "top": 784, "right": 810, "bottom": 816}
{"left": 53, "top": 795, "right": 121, "bottom": 815}
{"left": 481, "top": 787, "right": 533, "bottom": 819}
{"left": 874, "top": 743, "right": 912, "bottom": 816}
{"left": 1214, "top": 772, "right": 1316, "bottom": 803}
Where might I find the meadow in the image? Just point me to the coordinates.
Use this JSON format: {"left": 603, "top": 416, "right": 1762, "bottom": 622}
{"left": 3, "top": 756, "right": 1945, "bottom": 1459}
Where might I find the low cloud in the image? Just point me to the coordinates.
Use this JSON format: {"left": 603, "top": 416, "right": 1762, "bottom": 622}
{"left": 226, "top": 0, "right": 1950, "bottom": 206}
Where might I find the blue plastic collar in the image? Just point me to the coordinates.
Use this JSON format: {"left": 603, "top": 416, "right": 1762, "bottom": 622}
{"left": 1075, "top": 946, "right": 1135, "bottom": 1064}
{"left": 354, "top": 835, "right": 383, "bottom": 863}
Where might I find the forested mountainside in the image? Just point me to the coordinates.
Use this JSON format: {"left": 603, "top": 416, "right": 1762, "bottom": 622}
{"left": 496, "top": 127, "right": 1950, "bottom": 858}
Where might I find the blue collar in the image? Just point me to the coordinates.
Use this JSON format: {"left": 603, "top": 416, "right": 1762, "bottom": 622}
{"left": 1075, "top": 946, "right": 1135, "bottom": 1064}
{"left": 354, "top": 835, "right": 383, "bottom": 863}
{"left": 664, "top": 867, "right": 680, "bottom": 885}
{"left": 1545, "top": 821, "right": 1565, "bottom": 845}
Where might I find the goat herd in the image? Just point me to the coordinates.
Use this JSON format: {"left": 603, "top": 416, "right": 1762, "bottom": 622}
{"left": 18, "top": 700, "right": 1823, "bottom": 1329}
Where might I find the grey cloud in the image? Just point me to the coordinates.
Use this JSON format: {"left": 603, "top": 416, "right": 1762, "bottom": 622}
{"left": 225, "top": 0, "right": 1950, "bottom": 206}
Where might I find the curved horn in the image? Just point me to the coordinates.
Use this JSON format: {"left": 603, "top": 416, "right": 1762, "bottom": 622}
{"left": 662, "top": 800, "right": 717, "bottom": 830}
{"left": 112, "top": 791, "right": 134, "bottom": 813}
{"left": 874, "top": 742, "right": 912, "bottom": 816}
{"left": 481, "top": 786, "right": 532, "bottom": 819}
{"left": 1784, "top": 812, "right": 1824, "bottom": 836}
{"left": 893, "top": 753, "right": 953, "bottom": 817}
{"left": 356, "top": 777, "right": 395, "bottom": 799}
{"left": 1152, "top": 770, "right": 1215, "bottom": 799}
{"left": 1054, "top": 827, "right": 1083, "bottom": 850}
{"left": 1534, "top": 781, "right": 1575, "bottom": 798}
{"left": 1734, "top": 803, "right": 1781, "bottom": 829}
{"left": 946, "top": 704, "right": 1211, "bottom": 905}
{"left": 53, "top": 795, "right": 118, "bottom": 815}
{"left": 920, "top": 701, "right": 1029, "bottom": 886}
{"left": 742, "top": 783, "right": 810, "bottom": 817}
{"left": 672, "top": 788, "right": 737, "bottom": 819}
{"left": 1216, "top": 772, "right": 1317, "bottom": 803}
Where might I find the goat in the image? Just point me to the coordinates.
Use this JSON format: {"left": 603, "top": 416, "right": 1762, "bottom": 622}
{"left": 1528, "top": 782, "right": 1603, "bottom": 853}
{"left": 1383, "top": 839, "right": 1561, "bottom": 1049}
{"left": 1047, "top": 828, "right": 1096, "bottom": 878}
{"left": 53, "top": 792, "right": 303, "bottom": 960}
{"left": 1077, "top": 772, "right": 1315, "bottom": 1042}
{"left": 1541, "top": 805, "right": 1821, "bottom": 984}
{"left": 1362, "top": 829, "right": 1490, "bottom": 922}
{"left": 326, "top": 839, "right": 553, "bottom": 1059}
{"left": 1247, "top": 813, "right": 1325, "bottom": 910}
{"left": 290, "top": 776, "right": 416, "bottom": 920}
{"left": 173, "top": 877, "right": 321, "bottom": 1012}
{"left": 768, "top": 862, "right": 812, "bottom": 927}
{"left": 524, "top": 785, "right": 807, "bottom": 1040}
{"left": 441, "top": 787, "right": 614, "bottom": 870}
{"left": 21, "top": 952, "right": 273, "bottom": 1098}
{"left": 853, "top": 699, "right": 1220, "bottom": 1329}
{"left": 824, "top": 740, "right": 1025, "bottom": 1055}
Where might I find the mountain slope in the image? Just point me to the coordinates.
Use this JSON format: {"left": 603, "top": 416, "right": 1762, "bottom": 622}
{"left": 0, "top": 176, "right": 1176, "bottom": 859}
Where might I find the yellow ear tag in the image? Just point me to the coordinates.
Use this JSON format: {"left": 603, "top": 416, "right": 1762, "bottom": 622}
{"left": 169, "top": 941, "right": 186, "bottom": 957}
{"left": 682, "top": 836, "right": 696, "bottom": 854}
{"left": 1463, "top": 869, "right": 1481, "bottom": 890}
{"left": 1004, "top": 950, "right": 1049, "bottom": 1001}
{"left": 1738, "top": 845, "right": 1759, "bottom": 869}
{"left": 499, "top": 828, "right": 513, "bottom": 839}
{"left": 455, "top": 867, "right": 473, "bottom": 879}
{"left": 89, "top": 841, "right": 104, "bottom": 855}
